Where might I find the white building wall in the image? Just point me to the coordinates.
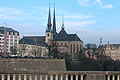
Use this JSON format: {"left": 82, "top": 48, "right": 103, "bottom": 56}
{"left": 0, "top": 32, "right": 20, "bottom": 54}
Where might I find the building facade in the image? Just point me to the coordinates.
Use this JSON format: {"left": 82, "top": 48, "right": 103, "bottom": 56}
{"left": 103, "top": 43, "right": 120, "bottom": 60}
{"left": 98, "top": 38, "right": 120, "bottom": 60}
{"left": 20, "top": 6, "right": 83, "bottom": 58}
{"left": 0, "top": 27, "right": 19, "bottom": 55}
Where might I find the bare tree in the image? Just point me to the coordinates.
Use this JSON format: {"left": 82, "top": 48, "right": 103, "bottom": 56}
{"left": 85, "top": 43, "right": 97, "bottom": 49}
{"left": 18, "top": 44, "right": 29, "bottom": 56}
{"left": 30, "top": 46, "right": 43, "bottom": 57}
{"left": 47, "top": 40, "right": 59, "bottom": 58}
{"left": 84, "top": 43, "right": 98, "bottom": 58}
{"left": 10, "top": 45, "right": 17, "bottom": 55}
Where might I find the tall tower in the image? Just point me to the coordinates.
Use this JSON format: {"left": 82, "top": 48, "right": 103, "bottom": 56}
{"left": 45, "top": 3, "right": 53, "bottom": 44}
{"left": 3, "top": 23, "right": 7, "bottom": 56}
{"left": 99, "top": 38, "right": 103, "bottom": 50}
{"left": 46, "top": 3, "right": 52, "bottom": 32}
{"left": 53, "top": 3, "right": 56, "bottom": 33}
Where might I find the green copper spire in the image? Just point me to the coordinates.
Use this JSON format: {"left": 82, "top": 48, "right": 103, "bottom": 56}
{"left": 61, "top": 15, "right": 65, "bottom": 29}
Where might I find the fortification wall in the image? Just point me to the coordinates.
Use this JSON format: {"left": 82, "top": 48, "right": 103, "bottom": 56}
{"left": 0, "top": 58, "right": 66, "bottom": 71}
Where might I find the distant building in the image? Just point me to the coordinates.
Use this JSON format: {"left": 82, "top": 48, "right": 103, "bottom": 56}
{"left": 102, "top": 43, "right": 120, "bottom": 60}
{"left": 20, "top": 6, "right": 83, "bottom": 58}
{"left": 98, "top": 38, "right": 120, "bottom": 60}
{"left": 0, "top": 27, "right": 20, "bottom": 55}
{"left": 19, "top": 36, "right": 48, "bottom": 57}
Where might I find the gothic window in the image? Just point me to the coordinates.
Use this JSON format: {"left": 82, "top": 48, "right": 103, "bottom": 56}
{"left": 73, "top": 44, "right": 75, "bottom": 55}
{"left": 80, "top": 44, "right": 81, "bottom": 49}
{"left": 77, "top": 44, "right": 79, "bottom": 54}
{"left": 70, "top": 44, "right": 72, "bottom": 55}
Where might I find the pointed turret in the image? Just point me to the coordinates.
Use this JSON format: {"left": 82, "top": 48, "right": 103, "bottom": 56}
{"left": 61, "top": 15, "right": 65, "bottom": 30}
{"left": 46, "top": 3, "right": 52, "bottom": 32}
{"left": 53, "top": 3, "right": 56, "bottom": 33}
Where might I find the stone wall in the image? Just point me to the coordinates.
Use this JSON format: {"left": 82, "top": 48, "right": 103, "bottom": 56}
{"left": 0, "top": 58, "right": 66, "bottom": 71}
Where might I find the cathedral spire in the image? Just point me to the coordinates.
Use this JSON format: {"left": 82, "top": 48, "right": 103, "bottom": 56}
{"left": 46, "top": 3, "right": 52, "bottom": 32}
{"left": 61, "top": 15, "right": 65, "bottom": 29}
{"left": 53, "top": 3, "right": 56, "bottom": 32}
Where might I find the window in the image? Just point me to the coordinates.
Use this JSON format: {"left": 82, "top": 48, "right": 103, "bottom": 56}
{"left": 0, "top": 35, "right": 3, "bottom": 37}
{"left": 10, "top": 36, "right": 13, "bottom": 38}
{"left": 73, "top": 44, "right": 75, "bottom": 54}
{"left": 77, "top": 44, "right": 79, "bottom": 55}
{"left": 10, "top": 39, "right": 13, "bottom": 42}
{"left": 10, "top": 32, "right": 13, "bottom": 35}
{"left": 7, "top": 32, "right": 9, "bottom": 35}
{"left": 80, "top": 44, "right": 81, "bottom": 48}
{"left": 15, "top": 32, "right": 18, "bottom": 36}
{"left": 70, "top": 44, "right": 72, "bottom": 55}
{"left": 15, "top": 36, "right": 17, "bottom": 38}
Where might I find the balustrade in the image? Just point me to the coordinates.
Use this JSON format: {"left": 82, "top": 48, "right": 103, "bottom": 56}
{"left": 108, "top": 75, "right": 110, "bottom": 80}
{"left": 13, "top": 74, "right": 16, "bottom": 80}
{"left": 117, "top": 75, "right": 119, "bottom": 80}
{"left": 1, "top": 74, "right": 4, "bottom": 80}
{"left": 24, "top": 74, "right": 27, "bottom": 80}
{"left": 76, "top": 75, "right": 78, "bottom": 80}
{"left": 81, "top": 75, "right": 84, "bottom": 80}
{"left": 29, "top": 75, "right": 32, "bottom": 80}
{"left": 45, "top": 74, "right": 48, "bottom": 80}
{"left": 0, "top": 71, "right": 120, "bottom": 80}
{"left": 7, "top": 74, "right": 10, "bottom": 80}
{"left": 112, "top": 75, "right": 115, "bottom": 80}
{"left": 40, "top": 75, "right": 42, "bottom": 80}
{"left": 18, "top": 74, "right": 21, "bottom": 80}
{"left": 71, "top": 75, "right": 73, "bottom": 80}
{"left": 65, "top": 75, "right": 68, "bottom": 80}
{"left": 60, "top": 75, "right": 63, "bottom": 80}
{"left": 55, "top": 74, "right": 58, "bottom": 80}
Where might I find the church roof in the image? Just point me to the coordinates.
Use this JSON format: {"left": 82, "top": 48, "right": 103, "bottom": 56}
{"left": 53, "top": 29, "right": 83, "bottom": 42}
{"left": 19, "top": 36, "right": 47, "bottom": 46}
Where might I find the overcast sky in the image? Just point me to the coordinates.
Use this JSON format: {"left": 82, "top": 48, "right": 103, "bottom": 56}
{"left": 0, "top": 0, "right": 120, "bottom": 44}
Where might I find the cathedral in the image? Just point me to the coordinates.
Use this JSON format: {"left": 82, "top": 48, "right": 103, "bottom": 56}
{"left": 20, "top": 5, "right": 83, "bottom": 58}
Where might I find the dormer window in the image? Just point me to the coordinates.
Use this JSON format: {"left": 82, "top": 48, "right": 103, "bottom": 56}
{"left": 10, "top": 32, "right": 13, "bottom": 35}
{"left": 7, "top": 32, "right": 9, "bottom": 35}
{"left": 15, "top": 32, "right": 17, "bottom": 36}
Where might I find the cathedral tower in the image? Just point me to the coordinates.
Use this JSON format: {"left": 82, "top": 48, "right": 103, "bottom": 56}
{"left": 45, "top": 4, "right": 53, "bottom": 44}
{"left": 53, "top": 3, "right": 56, "bottom": 33}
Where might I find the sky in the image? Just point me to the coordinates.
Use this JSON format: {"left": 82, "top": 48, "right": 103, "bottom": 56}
{"left": 0, "top": 0, "right": 120, "bottom": 44}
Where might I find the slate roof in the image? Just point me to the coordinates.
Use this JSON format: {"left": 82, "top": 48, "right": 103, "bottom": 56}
{"left": 101, "top": 44, "right": 120, "bottom": 50}
{"left": 0, "top": 58, "right": 66, "bottom": 71}
{"left": 19, "top": 36, "right": 47, "bottom": 46}
{"left": 0, "top": 27, "right": 19, "bottom": 35}
{"left": 53, "top": 29, "right": 83, "bottom": 42}
{"left": 19, "top": 29, "right": 83, "bottom": 46}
